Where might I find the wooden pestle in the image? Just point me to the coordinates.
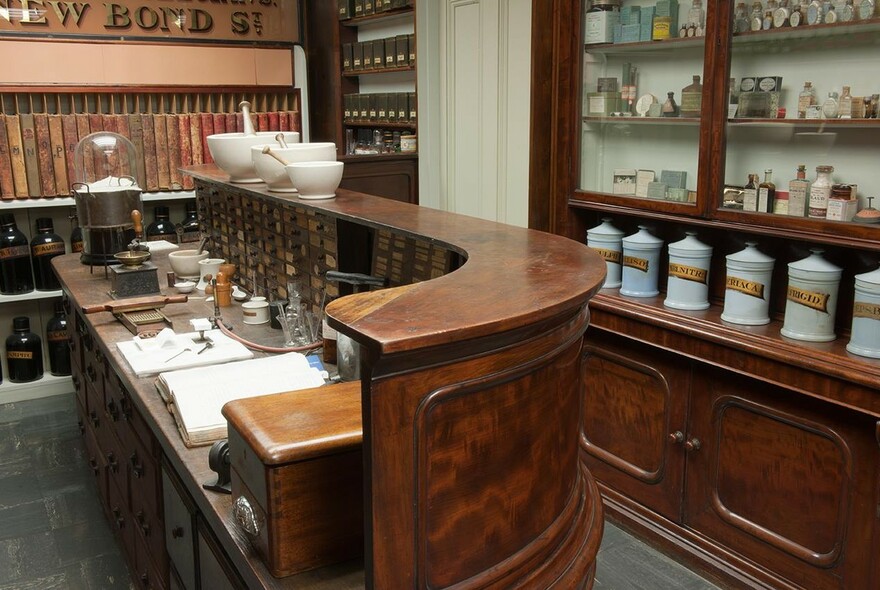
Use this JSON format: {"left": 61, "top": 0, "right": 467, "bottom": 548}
{"left": 274, "top": 133, "right": 289, "bottom": 148}
{"left": 239, "top": 100, "right": 256, "bottom": 136}
{"left": 261, "top": 146, "right": 291, "bottom": 166}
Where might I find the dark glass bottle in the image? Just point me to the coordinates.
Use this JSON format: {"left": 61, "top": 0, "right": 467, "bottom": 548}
{"left": 178, "top": 201, "right": 200, "bottom": 243}
{"left": 30, "top": 218, "right": 65, "bottom": 291}
{"left": 0, "top": 213, "right": 34, "bottom": 295}
{"left": 46, "top": 301, "right": 71, "bottom": 377}
{"left": 146, "top": 206, "right": 177, "bottom": 242}
{"left": 69, "top": 208, "right": 84, "bottom": 254}
{"left": 6, "top": 316, "right": 43, "bottom": 383}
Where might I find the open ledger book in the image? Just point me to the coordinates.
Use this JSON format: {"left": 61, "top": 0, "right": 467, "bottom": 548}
{"left": 155, "top": 352, "right": 327, "bottom": 447}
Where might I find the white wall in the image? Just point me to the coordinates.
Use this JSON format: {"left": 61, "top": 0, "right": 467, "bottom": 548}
{"left": 418, "top": 0, "right": 531, "bottom": 227}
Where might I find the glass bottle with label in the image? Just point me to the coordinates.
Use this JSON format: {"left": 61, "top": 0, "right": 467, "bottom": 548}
{"left": 146, "top": 206, "right": 177, "bottom": 242}
{"left": 46, "top": 301, "right": 71, "bottom": 377}
{"left": 790, "top": 3, "right": 804, "bottom": 25}
{"left": 662, "top": 92, "right": 680, "bottom": 117}
{"left": 824, "top": 0, "right": 838, "bottom": 22}
{"left": 680, "top": 76, "right": 703, "bottom": 117}
{"left": 743, "top": 173, "right": 760, "bottom": 212}
{"left": 797, "top": 82, "right": 815, "bottom": 118}
{"left": 822, "top": 91, "right": 839, "bottom": 118}
{"left": 809, "top": 165, "right": 834, "bottom": 218}
{"left": 773, "top": 0, "right": 791, "bottom": 25}
{"left": 69, "top": 208, "right": 83, "bottom": 255}
{"left": 750, "top": 1, "right": 765, "bottom": 29}
{"left": 585, "top": 0, "right": 621, "bottom": 45}
{"left": 758, "top": 169, "right": 776, "bottom": 212}
{"left": 177, "top": 202, "right": 200, "bottom": 243}
{"left": 30, "top": 218, "right": 65, "bottom": 291}
{"left": 734, "top": 2, "right": 750, "bottom": 32}
{"left": 688, "top": 0, "right": 705, "bottom": 28}
{"left": 0, "top": 214, "right": 34, "bottom": 295}
{"left": 838, "top": 85, "right": 853, "bottom": 118}
{"left": 858, "top": 0, "right": 876, "bottom": 19}
{"left": 788, "top": 164, "right": 811, "bottom": 217}
{"left": 6, "top": 316, "right": 43, "bottom": 383}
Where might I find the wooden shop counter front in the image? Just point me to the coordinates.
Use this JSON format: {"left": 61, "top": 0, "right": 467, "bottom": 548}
{"left": 53, "top": 165, "right": 607, "bottom": 590}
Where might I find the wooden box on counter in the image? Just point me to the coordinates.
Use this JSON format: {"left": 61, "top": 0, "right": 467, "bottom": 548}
{"left": 222, "top": 382, "right": 365, "bottom": 577}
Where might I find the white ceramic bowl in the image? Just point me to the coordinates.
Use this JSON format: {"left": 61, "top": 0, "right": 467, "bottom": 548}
{"left": 168, "top": 249, "right": 209, "bottom": 279}
{"left": 174, "top": 281, "right": 196, "bottom": 294}
{"left": 285, "top": 161, "right": 345, "bottom": 200}
{"left": 207, "top": 131, "right": 300, "bottom": 183}
{"left": 251, "top": 143, "right": 337, "bottom": 192}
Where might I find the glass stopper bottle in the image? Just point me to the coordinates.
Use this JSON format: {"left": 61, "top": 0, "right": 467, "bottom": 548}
{"left": 0, "top": 213, "right": 34, "bottom": 295}
{"left": 758, "top": 169, "right": 776, "bottom": 212}
{"left": 797, "top": 82, "right": 815, "bottom": 118}
{"left": 177, "top": 201, "right": 200, "bottom": 243}
{"left": 788, "top": 164, "right": 811, "bottom": 217}
{"left": 6, "top": 316, "right": 43, "bottom": 383}
{"left": 69, "top": 208, "right": 84, "bottom": 255}
{"left": 46, "top": 301, "right": 71, "bottom": 377}
{"left": 30, "top": 218, "right": 65, "bottom": 291}
{"left": 838, "top": 85, "right": 853, "bottom": 118}
{"left": 146, "top": 206, "right": 177, "bottom": 242}
{"left": 822, "top": 91, "right": 839, "bottom": 118}
{"left": 809, "top": 165, "right": 834, "bottom": 218}
{"left": 743, "top": 173, "right": 759, "bottom": 212}
{"left": 680, "top": 76, "right": 703, "bottom": 117}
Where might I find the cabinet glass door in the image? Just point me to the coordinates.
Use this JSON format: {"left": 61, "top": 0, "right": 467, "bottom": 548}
{"left": 579, "top": 0, "right": 711, "bottom": 210}
{"left": 719, "top": 7, "right": 880, "bottom": 228}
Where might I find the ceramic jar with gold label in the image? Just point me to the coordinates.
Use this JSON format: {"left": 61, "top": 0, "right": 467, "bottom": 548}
{"left": 781, "top": 249, "right": 842, "bottom": 342}
{"left": 721, "top": 242, "right": 775, "bottom": 325}
{"left": 620, "top": 226, "right": 663, "bottom": 298}
{"left": 664, "top": 232, "right": 712, "bottom": 310}
{"left": 586, "top": 218, "right": 625, "bottom": 288}
{"left": 846, "top": 264, "right": 880, "bottom": 358}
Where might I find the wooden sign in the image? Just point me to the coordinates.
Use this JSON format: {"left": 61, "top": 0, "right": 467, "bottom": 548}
{"left": 0, "top": 0, "right": 300, "bottom": 45}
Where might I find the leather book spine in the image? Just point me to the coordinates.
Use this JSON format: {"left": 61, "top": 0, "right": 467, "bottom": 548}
{"left": 34, "top": 114, "right": 56, "bottom": 197}
{"left": 102, "top": 114, "right": 118, "bottom": 134}
{"left": 47, "top": 114, "right": 68, "bottom": 196}
{"left": 61, "top": 114, "right": 79, "bottom": 189}
{"left": 88, "top": 113, "right": 104, "bottom": 181}
{"left": 212, "top": 113, "right": 226, "bottom": 135}
{"left": 19, "top": 113, "right": 41, "bottom": 197}
{"left": 199, "top": 113, "right": 214, "bottom": 164}
{"left": 5, "top": 115, "right": 27, "bottom": 198}
{"left": 154, "top": 114, "right": 171, "bottom": 190}
{"left": 166, "top": 114, "right": 182, "bottom": 190}
{"left": 287, "top": 111, "right": 302, "bottom": 133}
{"left": 267, "top": 111, "right": 280, "bottom": 131}
{"left": 178, "top": 114, "right": 194, "bottom": 189}
{"left": 189, "top": 114, "right": 203, "bottom": 166}
{"left": 127, "top": 114, "right": 146, "bottom": 187}
{"left": 279, "top": 111, "right": 290, "bottom": 132}
{"left": 225, "top": 113, "right": 236, "bottom": 134}
{"left": 257, "top": 112, "right": 269, "bottom": 132}
{"left": 235, "top": 112, "right": 244, "bottom": 133}
{"left": 141, "top": 114, "right": 159, "bottom": 192}
{"left": 75, "top": 114, "right": 93, "bottom": 182}
{"left": 114, "top": 115, "right": 131, "bottom": 178}
{"left": 0, "top": 115, "right": 15, "bottom": 199}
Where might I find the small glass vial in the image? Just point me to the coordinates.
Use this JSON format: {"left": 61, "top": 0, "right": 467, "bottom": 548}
{"left": 788, "top": 164, "right": 811, "bottom": 217}
{"left": 797, "top": 81, "right": 815, "bottom": 118}
{"left": 750, "top": 1, "right": 765, "bottom": 29}
{"left": 688, "top": 0, "right": 705, "bottom": 28}
{"left": 821, "top": 91, "right": 839, "bottom": 118}
{"left": 838, "top": 85, "right": 853, "bottom": 118}
{"left": 743, "top": 173, "right": 760, "bottom": 212}
{"left": 6, "top": 316, "right": 43, "bottom": 383}
{"left": 773, "top": 0, "right": 791, "bottom": 25}
{"left": 790, "top": 3, "right": 804, "bottom": 25}
{"left": 758, "top": 169, "right": 776, "bottom": 213}
{"left": 809, "top": 164, "right": 834, "bottom": 218}
{"left": 662, "top": 92, "right": 680, "bottom": 117}
{"left": 734, "top": 2, "right": 750, "bottom": 31}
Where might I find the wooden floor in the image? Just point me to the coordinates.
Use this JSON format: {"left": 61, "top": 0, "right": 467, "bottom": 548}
{"left": 0, "top": 394, "right": 721, "bottom": 590}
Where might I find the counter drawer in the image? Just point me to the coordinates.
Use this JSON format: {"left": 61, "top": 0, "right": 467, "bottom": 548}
{"left": 162, "top": 467, "right": 196, "bottom": 590}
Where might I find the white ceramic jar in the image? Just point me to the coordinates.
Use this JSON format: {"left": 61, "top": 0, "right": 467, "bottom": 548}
{"left": 664, "top": 232, "right": 712, "bottom": 310}
{"left": 846, "top": 264, "right": 880, "bottom": 358}
{"left": 586, "top": 218, "right": 625, "bottom": 288}
{"left": 620, "top": 226, "right": 663, "bottom": 298}
{"left": 721, "top": 242, "right": 775, "bottom": 325}
{"left": 781, "top": 249, "right": 842, "bottom": 342}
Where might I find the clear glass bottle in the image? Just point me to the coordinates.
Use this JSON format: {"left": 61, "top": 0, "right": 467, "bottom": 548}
{"left": 46, "top": 301, "right": 71, "bottom": 377}
{"left": 809, "top": 164, "right": 834, "bottom": 218}
{"left": 790, "top": 3, "right": 804, "bottom": 25}
{"left": 734, "top": 2, "right": 750, "bottom": 31}
{"left": 838, "top": 85, "right": 853, "bottom": 118}
{"left": 177, "top": 201, "right": 200, "bottom": 243}
{"left": 680, "top": 76, "right": 703, "bottom": 117}
{"left": 797, "top": 81, "right": 815, "bottom": 118}
{"left": 788, "top": 164, "right": 811, "bottom": 217}
{"left": 30, "top": 218, "right": 65, "bottom": 291}
{"left": 743, "top": 173, "right": 760, "bottom": 212}
{"left": 758, "top": 169, "right": 776, "bottom": 212}
{"left": 6, "top": 316, "right": 43, "bottom": 383}
{"left": 146, "top": 206, "right": 177, "bottom": 242}
{"left": 688, "top": 0, "right": 705, "bottom": 27}
{"left": 822, "top": 91, "right": 839, "bottom": 118}
{"left": 0, "top": 213, "right": 34, "bottom": 295}
{"left": 750, "top": 1, "right": 765, "bottom": 29}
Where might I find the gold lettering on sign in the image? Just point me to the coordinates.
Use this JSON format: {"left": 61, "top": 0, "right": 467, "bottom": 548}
{"left": 592, "top": 248, "right": 622, "bottom": 264}
{"left": 668, "top": 262, "right": 708, "bottom": 284}
{"left": 7, "top": 351, "right": 33, "bottom": 359}
{"left": 32, "top": 242, "right": 65, "bottom": 256}
{"left": 853, "top": 302, "right": 880, "bottom": 321}
{"left": 623, "top": 256, "right": 649, "bottom": 272}
{"left": 726, "top": 276, "right": 765, "bottom": 299}
{"left": 787, "top": 285, "right": 830, "bottom": 313}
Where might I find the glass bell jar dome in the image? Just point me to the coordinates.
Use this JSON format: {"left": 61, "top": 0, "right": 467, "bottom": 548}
{"left": 73, "top": 131, "right": 143, "bottom": 187}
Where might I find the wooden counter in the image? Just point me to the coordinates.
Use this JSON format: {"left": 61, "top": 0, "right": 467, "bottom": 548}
{"left": 55, "top": 167, "right": 607, "bottom": 589}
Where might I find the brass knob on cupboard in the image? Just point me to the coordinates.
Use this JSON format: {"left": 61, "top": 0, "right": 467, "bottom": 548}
{"left": 684, "top": 437, "right": 702, "bottom": 452}
{"left": 668, "top": 431, "right": 684, "bottom": 444}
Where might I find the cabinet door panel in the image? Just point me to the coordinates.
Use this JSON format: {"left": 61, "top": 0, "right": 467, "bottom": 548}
{"left": 686, "top": 367, "right": 877, "bottom": 590}
{"left": 580, "top": 331, "right": 689, "bottom": 522}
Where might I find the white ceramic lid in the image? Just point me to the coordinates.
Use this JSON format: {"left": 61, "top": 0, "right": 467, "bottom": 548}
{"left": 622, "top": 225, "right": 663, "bottom": 247}
{"left": 669, "top": 231, "right": 712, "bottom": 256}
{"left": 727, "top": 242, "right": 774, "bottom": 264}
{"left": 587, "top": 218, "right": 625, "bottom": 238}
{"left": 855, "top": 264, "right": 880, "bottom": 287}
{"left": 788, "top": 248, "right": 842, "bottom": 277}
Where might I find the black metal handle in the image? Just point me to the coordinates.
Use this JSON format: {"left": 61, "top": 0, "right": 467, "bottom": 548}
{"left": 171, "top": 526, "right": 184, "bottom": 539}
{"left": 129, "top": 452, "right": 143, "bottom": 479}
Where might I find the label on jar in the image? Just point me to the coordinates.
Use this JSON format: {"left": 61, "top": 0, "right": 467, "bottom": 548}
{"left": 726, "top": 275, "right": 765, "bottom": 299}
{"left": 32, "top": 242, "right": 65, "bottom": 257}
{"left": 787, "top": 285, "right": 830, "bottom": 313}
{"left": 0, "top": 245, "right": 29, "bottom": 260}
{"left": 652, "top": 17, "right": 672, "bottom": 40}
{"left": 623, "top": 256, "right": 649, "bottom": 272}
{"left": 669, "top": 263, "right": 708, "bottom": 284}
{"left": 72, "top": 240, "right": 84, "bottom": 253}
{"left": 47, "top": 330, "right": 68, "bottom": 343}
{"left": 593, "top": 248, "right": 622, "bottom": 264}
{"left": 853, "top": 302, "right": 880, "bottom": 320}
{"left": 809, "top": 184, "right": 831, "bottom": 217}
{"left": 7, "top": 351, "right": 33, "bottom": 360}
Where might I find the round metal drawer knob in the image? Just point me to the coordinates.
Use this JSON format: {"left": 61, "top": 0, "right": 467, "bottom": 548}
{"left": 233, "top": 495, "right": 262, "bottom": 536}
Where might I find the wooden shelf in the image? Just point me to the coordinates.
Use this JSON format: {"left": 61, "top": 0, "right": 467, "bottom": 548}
{"left": 732, "top": 18, "right": 880, "bottom": 45}
{"left": 584, "top": 116, "right": 701, "bottom": 125}
{"left": 1, "top": 191, "right": 195, "bottom": 210}
{"left": 0, "top": 289, "right": 62, "bottom": 305}
{"left": 728, "top": 118, "right": 880, "bottom": 128}
{"left": 344, "top": 120, "right": 416, "bottom": 129}
{"left": 343, "top": 65, "right": 415, "bottom": 77}
{"left": 341, "top": 7, "right": 414, "bottom": 27}
{"left": 585, "top": 35, "right": 706, "bottom": 54}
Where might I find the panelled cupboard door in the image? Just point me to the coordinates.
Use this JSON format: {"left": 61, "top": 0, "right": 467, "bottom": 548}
{"left": 684, "top": 367, "right": 878, "bottom": 590}
{"left": 580, "top": 331, "right": 689, "bottom": 523}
